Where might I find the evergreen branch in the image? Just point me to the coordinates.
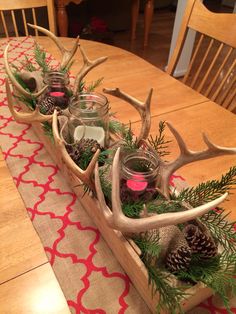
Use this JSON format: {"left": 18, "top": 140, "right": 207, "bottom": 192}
{"left": 22, "top": 56, "right": 37, "bottom": 72}
{"left": 148, "top": 121, "right": 171, "bottom": 157}
{"left": 134, "top": 231, "right": 161, "bottom": 260}
{"left": 13, "top": 72, "right": 31, "bottom": 92}
{"left": 79, "top": 81, "right": 85, "bottom": 93}
{"left": 122, "top": 123, "right": 139, "bottom": 151}
{"left": 134, "top": 233, "right": 188, "bottom": 313}
{"left": 176, "top": 166, "right": 236, "bottom": 207}
{"left": 108, "top": 119, "right": 126, "bottom": 135}
{"left": 122, "top": 202, "right": 144, "bottom": 218}
{"left": 60, "top": 60, "right": 74, "bottom": 73}
{"left": 34, "top": 43, "right": 50, "bottom": 73}
{"left": 146, "top": 264, "right": 187, "bottom": 314}
{"left": 86, "top": 77, "right": 104, "bottom": 92}
{"left": 42, "top": 121, "right": 54, "bottom": 141}
{"left": 177, "top": 252, "right": 236, "bottom": 313}
{"left": 200, "top": 210, "right": 236, "bottom": 252}
{"left": 13, "top": 94, "right": 36, "bottom": 111}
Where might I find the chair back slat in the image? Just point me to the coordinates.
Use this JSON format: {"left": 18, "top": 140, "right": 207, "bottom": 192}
{"left": 205, "top": 46, "right": 234, "bottom": 97}
{"left": 21, "top": 9, "right": 29, "bottom": 36}
{"left": 182, "top": 34, "right": 204, "bottom": 84}
{"left": 197, "top": 43, "right": 224, "bottom": 94}
{"left": 1, "top": 11, "right": 8, "bottom": 37}
{"left": 11, "top": 11, "right": 18, "bottom": 37}
{"left": 0, "top": 0, "right": 56, "bottom": 37}
{"left": 32, "top": 8, "right": 38, "bottom": 36}
{"left": 212, "top": 60, "right": 236, "bottom": 101}
{"left": 166, "top": 0, "right": 236, "bottom": 113}
{"left": 191, "top": 37, "right": 214, "bottom": 89}
{"left": 225, "top": 87, "right": 236, "bottom": 112}
{"left": 219, "top": 76, "right": 236, "bottom": 107}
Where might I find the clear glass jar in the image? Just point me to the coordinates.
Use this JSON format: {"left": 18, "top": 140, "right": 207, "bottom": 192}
{"left": 120, "top": 150, "right": 159, "bottom": 203}
{"left": 69, "top": 92, "right": 109, "bottom": 148}
{"left": 43, "top": 71, "right": 70, "bottom": 109}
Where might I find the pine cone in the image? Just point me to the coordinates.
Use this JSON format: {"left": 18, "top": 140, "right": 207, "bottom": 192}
{"left": 39, "top": 96, "right": 56, "bottom": 115}
{"left": 166, "top": 246, "right": 192, "bottom": 272}
{"left": 77, "top": 138, "right": 101, "bottom": 154}
{"left": 66, "top": 138, "right": 101, "bottom": 165}
{"left": 183, "top": 224, "right": 218, "bottom": 259}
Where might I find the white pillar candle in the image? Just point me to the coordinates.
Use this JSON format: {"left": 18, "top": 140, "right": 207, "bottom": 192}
{"left": 74, "top": 125, "right": 105, "bottom": 147}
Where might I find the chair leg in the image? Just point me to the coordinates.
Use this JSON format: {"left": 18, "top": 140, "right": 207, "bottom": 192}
{"left": 144, "top": 0, "right": 154, "bottom": 47}
{"left": 131, "top": 0, "right": 140, "bottom": 41}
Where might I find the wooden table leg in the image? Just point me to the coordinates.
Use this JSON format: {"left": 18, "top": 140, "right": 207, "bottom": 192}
{"left": 144, "top": 0, "right": 154, "bottom": 47}
{"left": 131, "top": 0, "right": 140, "bottom": 41}
{"left": 56, "top": 0, "right": 68, "bottom": 37}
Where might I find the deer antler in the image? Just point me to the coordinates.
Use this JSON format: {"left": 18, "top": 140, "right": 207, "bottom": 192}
{"left": 103, "top": 88, "right": 152, "bottom": 144}
{"left": 52, "top": 110, "right": 100, "bottom": 192}
{"left": 73, "top": 46, "right": 107, "bottom": 95}
{"left": 5, "top": 78, "right": 53, "bottom": 123}
{"left": 94, "top": 147, "right": 228, "bottom": 234}
{"left": 27, "top": 24, "right": 80, "bottom": 69}
{"left": 158, "top": 122, "right": 236, "bottom": 198}
{"left": 4, "top": 44, "right": 47, "bottom": 98}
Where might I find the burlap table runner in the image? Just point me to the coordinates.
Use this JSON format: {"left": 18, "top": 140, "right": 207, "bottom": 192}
{"left": 0, "top": 37, "right": 235, "bottom": 314}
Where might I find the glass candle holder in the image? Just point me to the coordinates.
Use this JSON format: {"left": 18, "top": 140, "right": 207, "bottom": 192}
{"left": 69, "top": 92, "right": 109, "bottom": 148}
{"left": 120, "top": 150, "right": 159, "bottom": 203}
{"left": 43, "top": 71, "right": 70, "bottom": 109}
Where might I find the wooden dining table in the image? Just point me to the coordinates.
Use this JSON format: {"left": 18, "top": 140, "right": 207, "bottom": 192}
{"left": 0, "top": 36, "right": 235, "bottom": 313}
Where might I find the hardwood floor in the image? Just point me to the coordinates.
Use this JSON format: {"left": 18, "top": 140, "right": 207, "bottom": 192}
{"left": 113, "top": 7, "right": 176, "bottom": 71}
{"left": 111, "top": 1, "right": 233, "bottom": 72}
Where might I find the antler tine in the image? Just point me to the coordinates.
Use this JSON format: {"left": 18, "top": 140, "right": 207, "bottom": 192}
{"left": 73, "top": 46, "right": 107, "bottom": 95}
{"left": 28, "top": 24, "right": 80, "bottom": 69}
{"left": 52, "top": 110, "right": 100, "bottom": 191}
{"left": 203, "top": 133, "right": 236, "bottom": 155}
{"left": 101, "top": 147, "right": 229, "bottom": 234}
{"left": 158, "top": 122, "right": 236, "bottom": 198}
{"left": 5, "top": 78, "right": 52, "bottom": 123}
{"left": 4, "top": 44, "right": 47, "bottom": 98}
{"left": 103, "top": 88, "right": 152, "bottom": 143}
{"left": 94, "top": 163, "right": 113, "bottom": 220}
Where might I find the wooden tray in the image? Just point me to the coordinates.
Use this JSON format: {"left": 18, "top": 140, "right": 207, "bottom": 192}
{"left": 32, "top": 121, "right": 213, "bottom": 313}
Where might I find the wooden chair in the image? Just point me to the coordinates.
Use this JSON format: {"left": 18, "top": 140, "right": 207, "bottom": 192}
{"left": 131, "top": 0, "right": 154, "bottom": 47}
{"left": 0, "top": 0, "right": 56, "bottom": 37}
{"left": 166, "top": 0, "right": 236, "bottom": 112}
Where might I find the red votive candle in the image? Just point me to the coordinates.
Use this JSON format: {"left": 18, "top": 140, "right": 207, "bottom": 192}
{"left": 126, "top": 174, "right": 148, "bottom": 192}
{"left": 120, "top": 150, "right": 159, "bottom": 203}
{"left": 50, "top": 91, "right": 65, "bottom": 97}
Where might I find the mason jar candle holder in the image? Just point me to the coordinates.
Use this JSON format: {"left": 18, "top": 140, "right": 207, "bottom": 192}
{"left": 43, "top": 71, "right": 70, "bottom": 109}
{"left": 120, "top": 150, "right": 159, "bottom": 203}
{"left": 69, "top": 92, "right": 110, "bottom": 148}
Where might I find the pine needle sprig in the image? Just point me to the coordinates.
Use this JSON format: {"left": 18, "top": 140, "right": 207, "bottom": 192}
{"left": 146, "top": 264, "right": 188, "bottom": 314}
{"left": 134, "top": 232, "right": 188, "bottom": 313}
{"left": 176, "top": 252, "right": 236, "bottom": 313}
{"left": 60, "top": 59, "right": 74, "bottom": 74}
{"left": 14, "top": 94, "right": 37, "bottom": 111}
{"left": 200, "top": 210, "right": 236, "bottom": 252}
{"left": 134, "top": 231, "right": 161, "bottom": 260}
{"left": 34, "top": 43, "right": 50, "bottom": 73}
{"left": 122, "top": 123, "right": 139, "bottom": 152}
{"left": 22, "top": 56, "right": 37, "bottom": 72}
{"left": 122, "top": 202, "right": 144, "bottom": 218}
{"left": 108, "top": 119, "right": 126, "bottom": 135}
{"left": 42, "top": 121, "right": 54, "bottom": 141}
{"left": 148, "top": 121, "right": 171, "bottom": 157}
{"left": 13, "top": 72, "right": 31, "bottom": 92}
{"left": 86, "top": 77, "right": 104, "bottom": 92}
{"left": 176, "top": 166, "right": 236, "bottom": 207}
